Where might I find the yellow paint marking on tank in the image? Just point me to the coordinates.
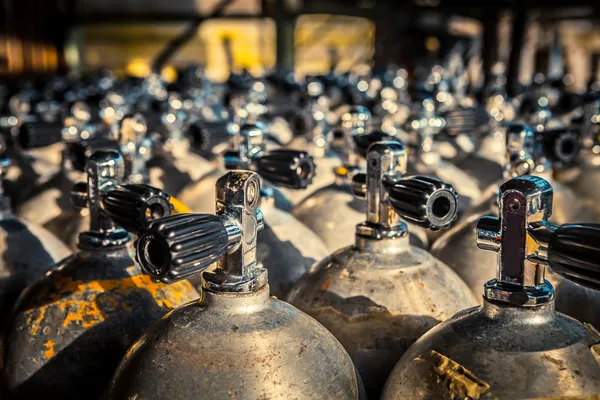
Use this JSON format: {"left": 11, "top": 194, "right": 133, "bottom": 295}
{"left": 23, "top": 269, "right": 197, "bottom": 335}
{"left": 43, "top": 340, "right": 55, "bottom": 359}
{"left": 416, "top": 350, "right": 495, "bottom": 399}
{"left": 25, "top": 307, "right": 47, "bottom": 335}
{"left": 59, "top": 298, "right": 105, "bottom": 328}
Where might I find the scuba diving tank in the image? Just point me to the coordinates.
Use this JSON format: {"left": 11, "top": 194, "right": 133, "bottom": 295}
{"left": 2, "top": 111, "right": 65, "bottom": 205}
{"left": 3, "top": 149, "right": 199, "bottom": 399}
{"left": 144, "top": 93, "right": 218, "bottom": 197}
{"left": 554, "top": 90, "right": 600, "bottom": 220}
{"left": 402, "top": 97, "right": 483, "bottom": 215}
{"left": 382, "top": 175, "right": 600, "bottom": 399}
{"left": 18, "top": 113, "right": 148, "bottom": 250}
{"left": 181, "top": 123, "right": 328, "bottom": 298}
{"left": 107, "top": 170, "right": 365, "bottom": 400}
{"left": 287, "top": 141, "right": 477, "bottom": 398}
{"left": 290, "top": 105, "right": 369, "bottom": 254}
{"left": 431, "top": 122, "right": 597, "bottom": 301}
{"left": 293, "top": 107, "right": 429, "bottom": 252}
{"left": 178, "top": 121, "right": 308, "bottom": 212}
{"left": 0, "top": 147, "right": 71, "bottom": 321}
{"left": 279, "top": 79, "right": 343, "bottom": 206}
{"left": 15, "top": 115, "right": 114, "bottom": 246}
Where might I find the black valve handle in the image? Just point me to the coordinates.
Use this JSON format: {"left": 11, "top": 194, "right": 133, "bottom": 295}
{"left": 353, "top": 131, "right": 395, "bottom": 158}
{"left": 548, "top": 223, "right": 600, "bottom": 291}
{"left": 100, "top": 184, "right": 173, "bottom": 233}
{"left": 17, "top": 120, "right": 63, "bottom": 149}
{"left": 539, "top": 128, "right": 580, "bottom": 166}
{"left": 136, "top": 213, "right": 229, "bottom": 283}
{"left": 384, "top": 176, "right": 458, "bottom": 230}
{"left": 253, "top": 149, "right": 315, "bottom": 189}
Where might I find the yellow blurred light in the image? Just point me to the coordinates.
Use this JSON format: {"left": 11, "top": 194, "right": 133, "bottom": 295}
{"left": 127, "top": 58, "right": 151, "bottom": 78}
{"left": 161, "top": 66, "right": 177, "bottom": 83}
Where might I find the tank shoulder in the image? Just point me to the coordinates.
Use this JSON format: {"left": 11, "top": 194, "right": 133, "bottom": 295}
{"left": 109, "top": 295, "right": 362, "bottom": 400}
{"left": 289, "top": 244, "right": 476, "bottom": 317}
{"left": 4, "top": 250, "right": 198, "bottom": 398}
{"left": 383, "top": 305, "right": 600, "bottom": 399}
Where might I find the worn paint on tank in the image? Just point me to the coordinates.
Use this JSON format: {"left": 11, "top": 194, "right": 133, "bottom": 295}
{"left": 23, "top": 268, "right": 196, "bottom": 336}
{"left": 288, "top": 237, "right": 477, "bottom": 398}
{"left": 415, "top": 350, "right": 494, "bottom": 399}
{"left": 4, "top": 247, "right": 199, "bottom": 399}
{"left": 108, "top": 285, "right": 364, "bottom": 400}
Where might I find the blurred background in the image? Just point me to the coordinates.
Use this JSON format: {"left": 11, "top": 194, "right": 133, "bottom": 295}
{"left": 1, "top": 0, "right": 600, "bottom": 91}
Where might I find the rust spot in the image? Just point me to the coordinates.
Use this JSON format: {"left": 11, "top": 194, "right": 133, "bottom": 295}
{"left": 416, "top": 350, "right": 493, "bottom": 399}
{"left": 320, "top": 278, "right": 332, "bottom": 291}
{"left": 43, "top": 340, "right": 55, "bottom": 359}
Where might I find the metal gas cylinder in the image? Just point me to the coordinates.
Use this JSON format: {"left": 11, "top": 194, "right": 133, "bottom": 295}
{"left": 18, "top": 114, "right": 148, "bottom": 250}
{"left": 288, "top": 141, "right": 477, "bottom": 398}
{"left": 3, "top": 150, "right": 199, "bottom": 399}
{"left": 179, "top": 123, "right": 328, "bottom": 298}
{"left": 144, "top": 93, "right": 218, "bottom": 196}
{"left": 15, "top": 116, "right": 115, "bottom": 245}
{"left": 431, "top": 123, "right": 598, "bottom": 308}
{"left": 279, "top": 80, "right": 343, "bottom": 206}
{"left": 3, "top": 113, "right": 66, "bottom": 204}
{"left": 382, "top": 175, "right": 600, "bottom": 399}
{"left": 293, "top": 129, "right": 430, "bottom": 253}
{"left": 107, "top": 171, "right": 365, "bottom": 400}
{"left": 554, "top": 94, "right": 600, "bottom": 220}
{"left": 257, "top": 189, "right": 329, "bottom": 298}
{"left": 402, "top": 98, "right": 483, "bottom": 214}
{"left": 0, "top": 150, "right": 71, "bottom": 320}
{"left": 178, "top": 122, "right": 307, "bottom": 212}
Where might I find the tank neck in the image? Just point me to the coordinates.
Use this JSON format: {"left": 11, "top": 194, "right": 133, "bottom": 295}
{"left": 77, "top": 229, "right": 131, "bottom": 251}
{"left": 482, "top": 294, "right": 556, "bottom": 323}
{"left": 202, "top": 284, "right": 271, "bottom": 313}
{"left": 78, "top": 242, "right": 132, "bottom": 258}
{"left": 355, "top": 232, "right": 410, "bottom": 253}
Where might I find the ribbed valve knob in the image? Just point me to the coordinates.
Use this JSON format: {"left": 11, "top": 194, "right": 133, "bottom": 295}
{"left": 384, "top": 176, "right": 459, "bottom": 230}
{"left": 548, "top": 223, "right": 600, "bottom": 291}
{"left": 100, "top": 184, "right": 173, "bottom": 233}
{"left": 17, "top": 119, "right": 63, "bottom": 149}
{"left": 253, "top": 150, "right": 315, "bottom": 189}
{"left": 136, "top": 213, "right": 229, "bottom": 283}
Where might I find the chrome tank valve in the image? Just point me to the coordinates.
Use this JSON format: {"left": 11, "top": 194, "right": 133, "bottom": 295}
{"left": 136, "top": 170, "right": 265, "bottom": 289}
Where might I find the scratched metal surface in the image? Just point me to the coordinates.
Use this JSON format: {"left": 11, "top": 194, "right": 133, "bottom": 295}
{"left": 3, "top": 246, "right": 199, "bottom": 399}
{"left": 381, "top": 301, "right": 600, "bottom": 399}
{"left": 108, "top": 285, "right": 365, "bottom": 400}
{"left": 287, "top": 235, "right": 477, "bottom": 398}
